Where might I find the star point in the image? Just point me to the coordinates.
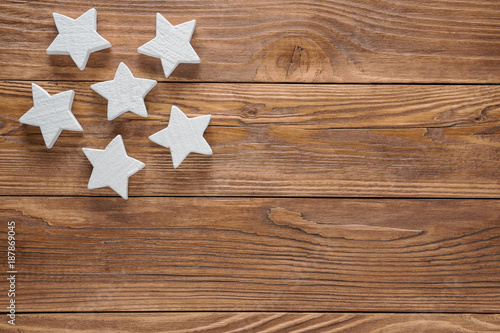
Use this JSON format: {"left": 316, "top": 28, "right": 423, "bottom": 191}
{"left": 138, "top": 14, "right": 200, "bottom": 78}
{"left": 19, "top": 83, "right": 83, "bottom": 149}
{"left": 82, "top": 135, "right": 145, "bottom": 199}
{"left": 149, "top": 106, "right": 212, "bottom": 168}
{"left": 46, "top": 8, "right": 111, "bottom": 70}
{"left": 91, "top": 62, "right": 157, "bottom": 120}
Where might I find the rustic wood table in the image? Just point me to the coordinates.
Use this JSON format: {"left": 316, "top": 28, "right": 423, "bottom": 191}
{"left": 1, "top": 0, "right": 499, "bottom": 331}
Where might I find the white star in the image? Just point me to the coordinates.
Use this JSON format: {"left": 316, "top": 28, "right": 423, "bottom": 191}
{"left": 82, "top": 135, "right": 145, "bottom": 199}
{"left": 46, "top": 8, "right": 111, "bottom": 70}
{"left": 19, "top": 83, "right": 83, "bottom": 149}
{"left": 138, "top": 14, "right": 200, "bottom": 78}
{"left": 149, "top": 106, "right": 212, "bottom": 168}
{"left": 91, "top": 62, "right": 157, "bottom": 120}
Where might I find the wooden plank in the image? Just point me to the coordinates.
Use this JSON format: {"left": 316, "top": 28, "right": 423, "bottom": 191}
{"left": 2, "top": 313, "right": 500, "bottom": 332}
{"left": 1, "top": 0, "right": 499, "bottom": 83}
{"left": 1, "top": 197, "right": 499, "bottom": 312}
{"left": 1, "top": 82, "right": 500, "bottom": 197}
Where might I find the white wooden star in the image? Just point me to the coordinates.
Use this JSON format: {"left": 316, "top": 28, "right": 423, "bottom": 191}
{"left": 19, "top": 83, "right": 83, "bottom": 149}
{"left": 46, "top": 8, "right": 111, "bottom": 70}
{"left": 91, "top": 62, "right": 157, "bottom": 120}
{"left": 138, "top": 14, "right": 200, "bottom": 78}
{"left": 82, "top": 135, "right": 146, "bottom": 199}
{"left": 149, "top": 106, "right": 212, "bottom": 168}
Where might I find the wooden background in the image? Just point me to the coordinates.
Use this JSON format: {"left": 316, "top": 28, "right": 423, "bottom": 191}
{"left": 1, "top": 0, "right": 499, "bottom": 331}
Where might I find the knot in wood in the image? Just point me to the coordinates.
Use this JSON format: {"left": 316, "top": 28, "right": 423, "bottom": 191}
{"left": 240, "top": 103, "right": 265, "bottom": 118}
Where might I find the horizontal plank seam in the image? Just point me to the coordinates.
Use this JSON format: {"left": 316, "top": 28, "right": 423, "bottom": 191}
{"left": 6, "top": 310, "right": 500, "bottom": 315}
{"left": 0, "top": 195, "right": 499, "bottom": 200}
{"left": 1, "top": 80, "right": 500, "bottom": 86}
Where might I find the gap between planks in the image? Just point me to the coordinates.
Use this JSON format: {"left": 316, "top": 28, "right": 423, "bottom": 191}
{"left": 2, "top": 80, "right": 500, "bottom": 86}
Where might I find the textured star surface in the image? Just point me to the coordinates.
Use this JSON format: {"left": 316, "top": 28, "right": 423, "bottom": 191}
{"left": 19, "top": 83, "right": 83, "bottom": 149}
{"left": 91, "top": 62, "right": 157, "bottom": 120}
{"left": 138, "top": 14, "right": 200, "bottom": 77}
{"left": 149, "top": 106, "right": 212, "bottom": 168}
{"left": 82, "top": 135, "right": 146, "bottom": 199}
{"left": 46, "top": 8, "right": 111, "bottom": 70}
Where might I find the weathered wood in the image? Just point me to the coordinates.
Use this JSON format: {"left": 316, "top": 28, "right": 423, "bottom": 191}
{"left": 2, "top": 313, "right": 500, "bottom": 332}
{"left": 1, "top": 197, "right": 499, "bottom": 312}
{"left": 1, "top": 82, "right": 500, "bottom": 197}
{"left": 1, "top": 0, "right": 499, "bottom": 83}
{"left": 2, "top": 0, "right": 498, "bottom": 326}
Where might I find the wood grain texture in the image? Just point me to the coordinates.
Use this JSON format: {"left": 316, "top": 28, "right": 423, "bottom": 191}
{"left": 2, "top": 313, "right": 500, "bottom": 332}
{"left": 1, "top": 82, "right": 500, "bottom": 197}
{"left": 2, "top": 0, "right": 499, "bottom": 328}
{"left": 1, "top": 197, "right": 498, "bottom": 313}
{"left": 1, "top": 0, "right": 499, "bottom": 83}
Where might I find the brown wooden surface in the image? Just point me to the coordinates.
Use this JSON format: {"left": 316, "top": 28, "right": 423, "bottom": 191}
{"left": 0, "top": 0, "right": 499, "bottom": 83}
{"left": 1, "top": 0, "right": 499, "bottom": 331}
{"left": 0, "top": 197, "right": 499, "bottom": 313}
{"left": 1, "top": 313, "right": 499, "bottom": 332}
{"left": 1, "top": 82, "right": 500, "bottom": 198}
